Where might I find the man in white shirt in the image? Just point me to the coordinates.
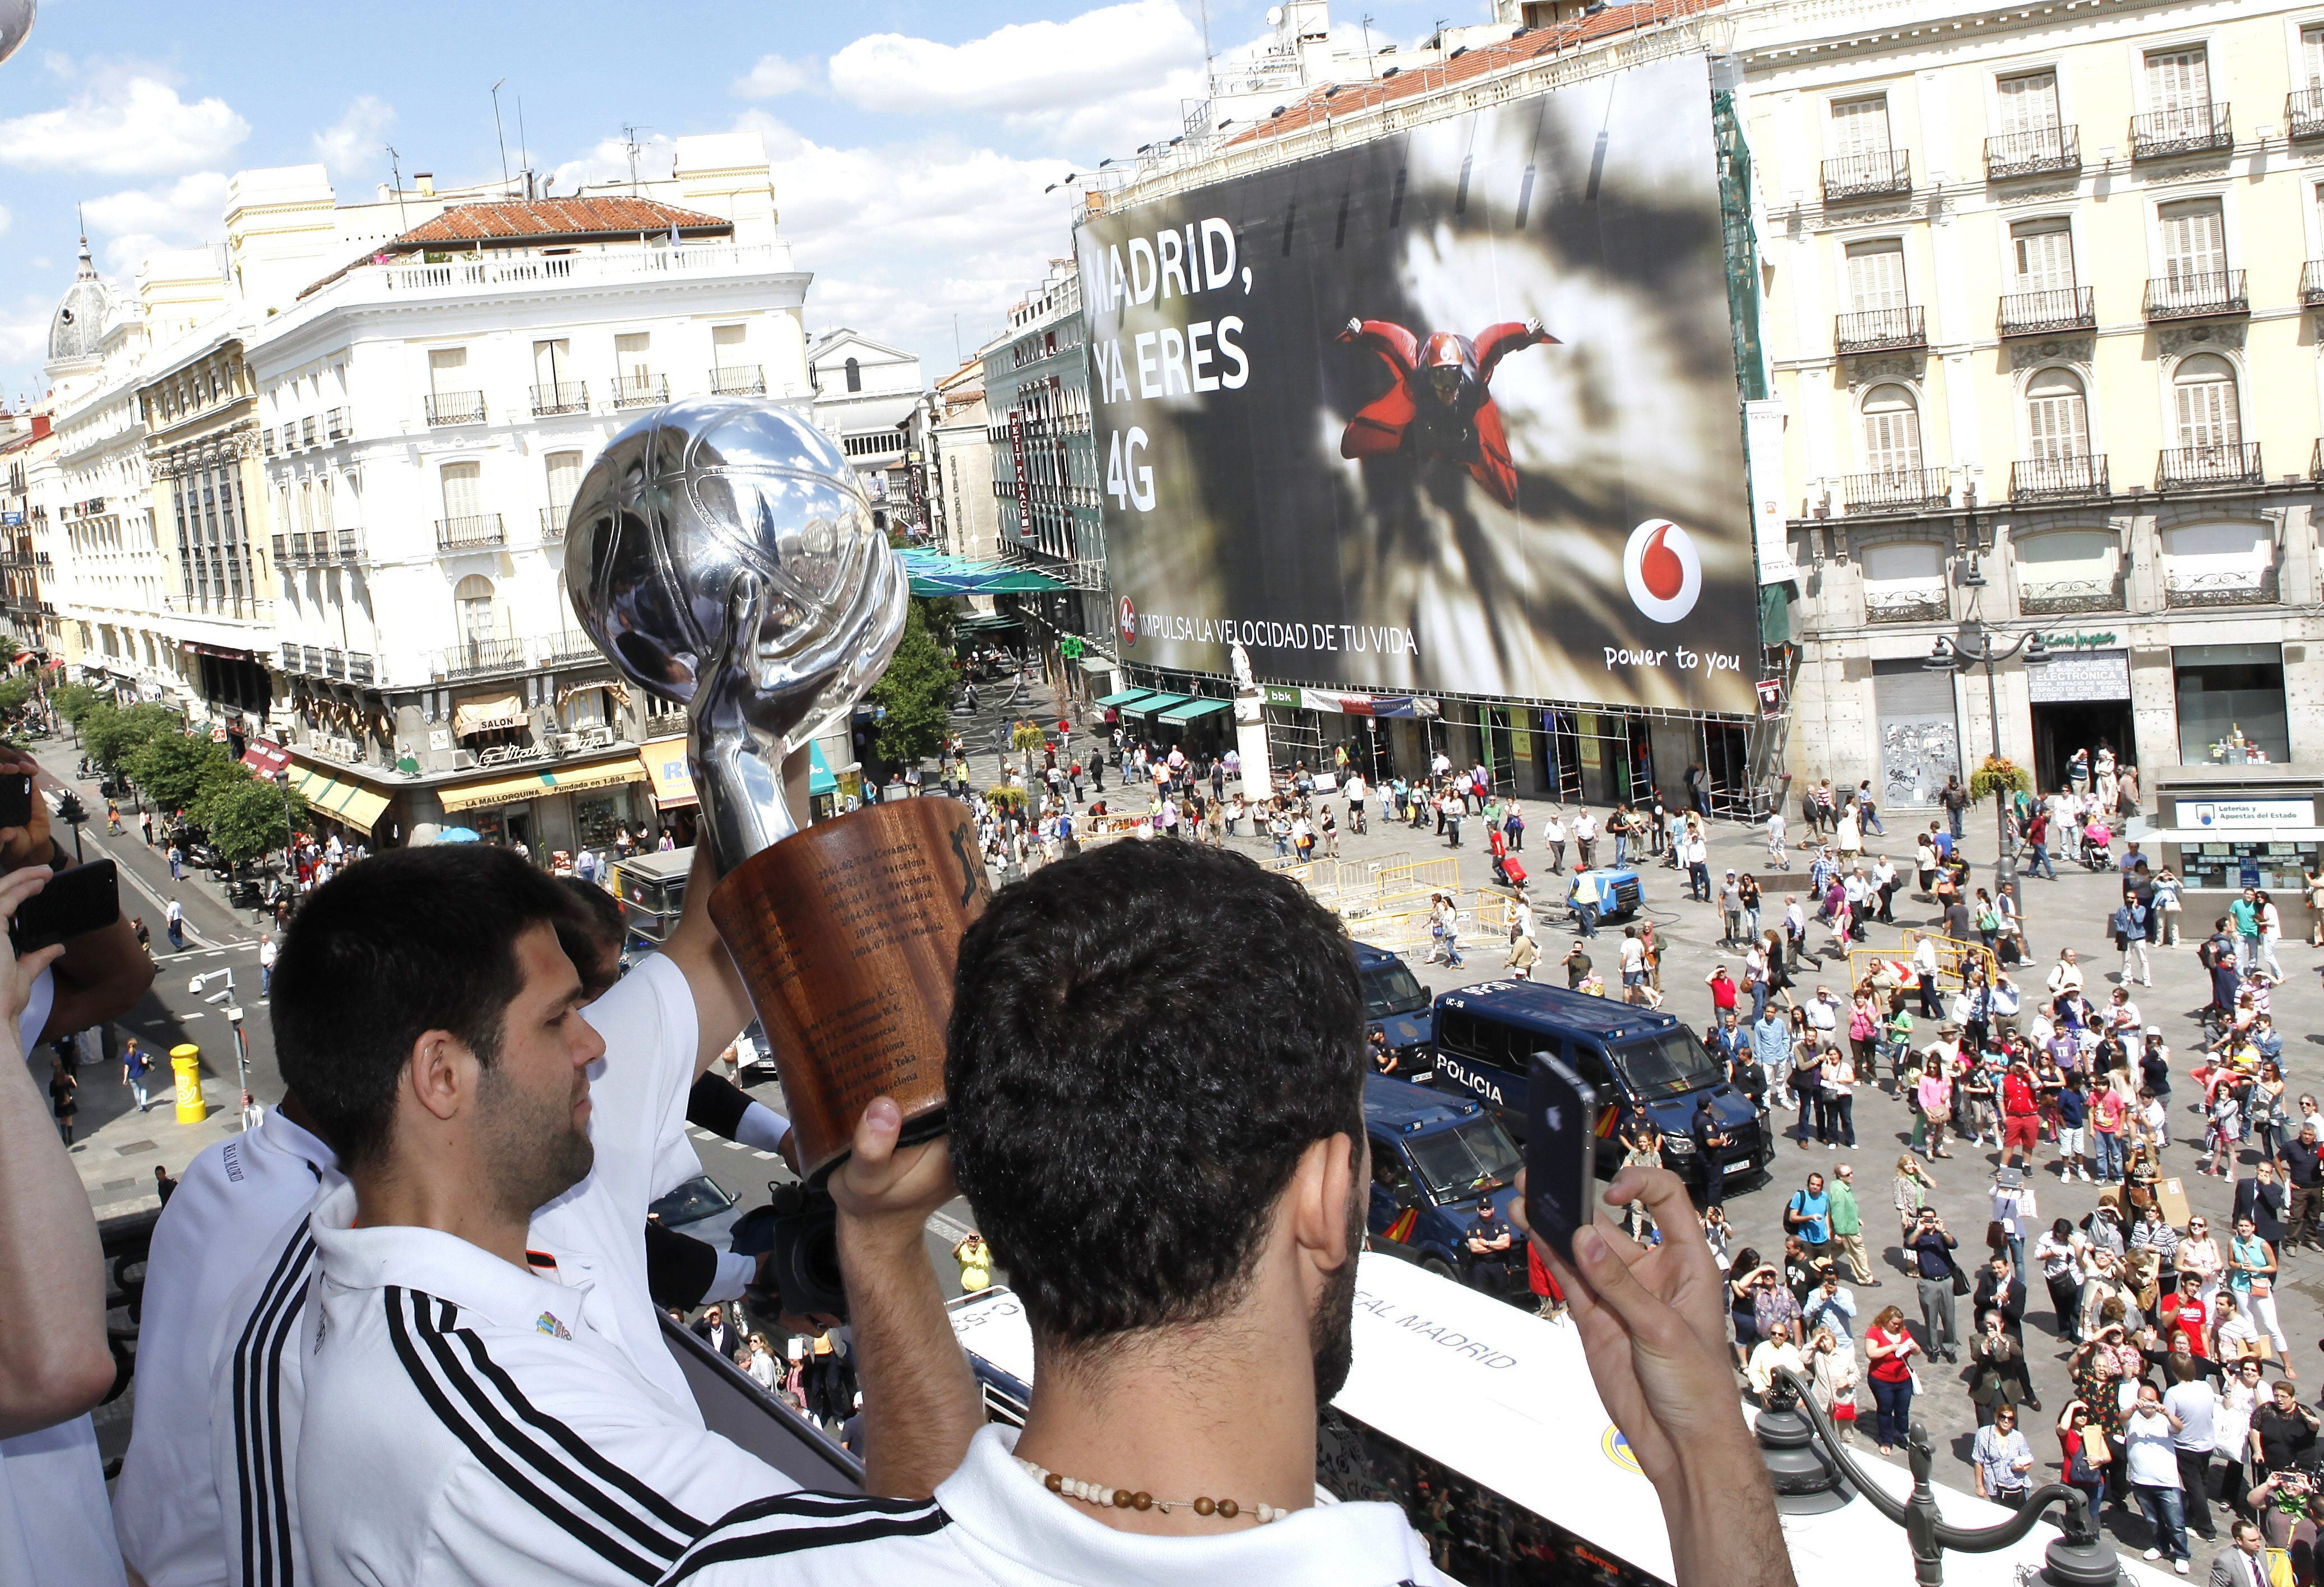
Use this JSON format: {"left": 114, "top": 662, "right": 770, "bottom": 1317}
{"left": 2045, "top": 949, "right": 2085, "bottom": 997}
{"left": 276, "top": 847, "right": 979, "bottom": 1585}
{"left": 665, "top": 839, "right": 1793, "bottom": 1587}
{"left": 2163, "top": 1359, "right": 2221, "bottom": 1544}
{"left": 2123, "top": 1380, "right": 2191, "bottom": 1571}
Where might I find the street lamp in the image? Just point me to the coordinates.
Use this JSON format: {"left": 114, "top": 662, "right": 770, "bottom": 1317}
{"left": 188, "top": 969, "right": 255, "bottom": 1130}
{"left": 1923, "top": 620, "right": 2051, "bottom": 898}
{"left": 1761, "top": 1368, "right": 2119, "bottom": 1586}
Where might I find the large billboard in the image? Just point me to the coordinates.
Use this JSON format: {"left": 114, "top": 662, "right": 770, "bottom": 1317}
{"left": 1078, "top": 53, "right": 1755, "bottom": 716}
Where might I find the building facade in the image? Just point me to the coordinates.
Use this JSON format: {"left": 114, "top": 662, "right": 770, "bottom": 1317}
{"left": 807, "top": 328, "right": 928, "bottom": 535}
{"left": 1741, "top": 0, "right": 2324, "bottom": 815}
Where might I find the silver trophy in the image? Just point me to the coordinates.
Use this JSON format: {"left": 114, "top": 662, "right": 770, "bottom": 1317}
{"left": 564, "top": 398, "right": 908, "bottom": 868}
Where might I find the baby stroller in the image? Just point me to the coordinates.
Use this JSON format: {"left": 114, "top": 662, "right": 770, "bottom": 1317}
{"left": 2077, "top": 819, "right": 2113, "bottom": 871}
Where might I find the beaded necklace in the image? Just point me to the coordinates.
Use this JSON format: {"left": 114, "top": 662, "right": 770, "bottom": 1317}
{"left": 1013, "top": 1458, "right": 1285, "bottom": 1525}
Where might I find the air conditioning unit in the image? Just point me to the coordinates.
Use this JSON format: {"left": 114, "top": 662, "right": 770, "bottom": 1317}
{"left": 452, "top": 749, "right": 478, "bottom": 770}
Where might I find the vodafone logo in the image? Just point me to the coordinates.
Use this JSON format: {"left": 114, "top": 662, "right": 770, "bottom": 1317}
{"left": 1117, "top": 596, "right": 1137, "bottom": 646}
{"left": 1623, "top": 519, "right": 1701, "bottom": 625}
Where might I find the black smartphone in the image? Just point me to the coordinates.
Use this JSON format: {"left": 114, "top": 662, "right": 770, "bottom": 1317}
{"left": 1524, "top": 1049, "right": 1599, "bottom": 1266}
{"left": 11, "top": 860, "right": 120, "bottom": 955}
{"left": 0, "top": 773, "right": 33, "bottom": 832}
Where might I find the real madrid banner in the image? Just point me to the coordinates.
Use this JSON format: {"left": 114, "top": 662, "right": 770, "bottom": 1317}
{"left": 1075, "top": 53, "right": 1756, "bottom": 716}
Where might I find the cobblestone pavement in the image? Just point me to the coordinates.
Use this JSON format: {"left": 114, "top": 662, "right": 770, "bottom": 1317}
{"left": 970, "top": 688, "right": 2313, "bottom": 1578}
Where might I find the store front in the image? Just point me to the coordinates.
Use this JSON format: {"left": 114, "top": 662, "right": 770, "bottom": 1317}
{"left": 434, "top": 754, "right": 651, "bottom": 864}
{"left": 285, "top": 758, "right": 395, "bottom": 848}
{"left": 2174, "top": 642, "right": 2289, "bottom": 765}
{"left": 2026, "top": 645, "right": 2134, "bottom": 795}
{"left": 636, "top": 736, "right": 700, "bottom": 848}
{"left": 2138, "top": 764, "right": 2323, "bottom": 929}
{"left": 1871, "top": 658, "right": 1960, "bottom": 810}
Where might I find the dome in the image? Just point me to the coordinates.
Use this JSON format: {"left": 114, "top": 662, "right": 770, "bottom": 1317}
{"left": 47, "top": 237, "right": 110, "bottom": 365}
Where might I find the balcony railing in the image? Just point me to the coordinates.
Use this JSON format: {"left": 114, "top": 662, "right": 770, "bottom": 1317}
{"left": 300, "top": 416, "right": 317, "bottom": 448}
{"left": 333, "top": 527, "right": 364, "bottom": 562}
{"left": 2131, "top": 104, "right": 2233, "bottom": 160}
{"left": 2010, "top": 453, "right": 2109, "bottom": 502}
{"left": 436, "top": 513, "right": 506, "bottom": 551}
{"left": 2165, "top": 563, "right": 2280, "bottom": 609}
{"left": 2018, "top": 575, "right": 2125, "bottom": 616}
{"left": 1984, "top": 124, "right": 2081, "bottom": 180}
{"left": 326, "top": 406, "right": 350, "bottom": 440}
{"left": 261, "top": 429, "right": 277, "bottom": 458}
{"left": 346, "top": 652, "right": 375, "bottom": 685}
{"left": 438, "top": 636, "right": 530, "bottom": 679}
{"left": 539, "top": 505, "right": 571, "bottom": 540}
{"left": 1998, "top": 286, "right": 2095, "bottom": 337}
{"left": 2143, "top": 270, "right": 2247, "bottom": 322}
{"left": 424, "top": 390, "right": 487, "bottom": 426}
{"left": 2291, "top": 88, "right": 2324, "bottom": 141}
{"left": 2303, "top": 261, "right": 2324, "bottom": 307}
{"left": 2314, "top": 438, "right": 2323, "bottom": 483}
{"left": 1840, "top": 466, "right": 1952, "bottom": 513}
{"left": 540, "top": 630, "right": 603, "bottom": 665}
{"left": 163, "top": 593, "right": 276, "bottom": 622}
{"left": 323, "top": 647, "right": 346, "bottom": 679}
{"left": 1864, "top": 587, "right": 1950, "bottom": 624}
{"left": 1834, "top": 305, "right": 1926, "bottom": 355}
{"left": 1821, "top": 150, "right": 1913, "bottom": 202}
{"left": 2156, "top": 442, "right": 2263, "bottom": 490}
{"left": 530, "top": 381, "right": 589, "bottom": 417}
{"left": 612, "top": 375, "right": 669, "bottom": 409}
{"left": 710, "top": 364, "right": 765, "bottom": 396}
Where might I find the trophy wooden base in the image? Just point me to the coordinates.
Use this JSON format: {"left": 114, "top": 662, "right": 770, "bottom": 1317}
{"left": 707, "top": 795, "right": 990, "bottom": 1184}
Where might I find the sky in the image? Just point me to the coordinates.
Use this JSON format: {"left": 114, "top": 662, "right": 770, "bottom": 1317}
{"left": 0, "top": 0, "right": 1475, "bottom": 405}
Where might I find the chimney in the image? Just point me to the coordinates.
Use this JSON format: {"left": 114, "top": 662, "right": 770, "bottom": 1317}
{"left": 415, "top": 172, "right": 435, "bottom": 197}
{"left": 30, "top": 415, "right": 50, "bottom": 440}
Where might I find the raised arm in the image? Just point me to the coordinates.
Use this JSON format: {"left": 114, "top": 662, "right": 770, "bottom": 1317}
{"left": 659, "top": 842, "right": 757, "bottom": 1080}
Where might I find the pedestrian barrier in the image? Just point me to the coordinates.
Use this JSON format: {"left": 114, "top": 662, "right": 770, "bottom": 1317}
{"left": 1078, "top": 813, "right": 1150, "bottom": 844}
{"left": 1845, "top": 930, "right": 1997, "bottom": 996}
{"left": 1336, "top": 885, "right": 1443, "bottom": 926}
{"left": 1374, "top": 857, "right": 1461, "bottom": 898}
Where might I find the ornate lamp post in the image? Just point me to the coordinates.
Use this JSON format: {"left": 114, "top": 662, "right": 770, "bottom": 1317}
{"left": 1762, "top": 1367, "right": 2119, "bottom": 1587}
{"left": 1924, "top": 622, "right": 2052, "bottom": 901}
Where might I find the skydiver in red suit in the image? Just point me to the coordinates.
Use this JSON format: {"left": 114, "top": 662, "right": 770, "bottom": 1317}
{"left": 1336, "top": 317, "right": 1557, "bottom": 508}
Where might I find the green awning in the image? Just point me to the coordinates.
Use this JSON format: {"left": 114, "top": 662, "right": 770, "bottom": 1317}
{"left": 1119, "top": 692, "right": 1191, "bottom": 716}
{"left": 1159, "top": 698, "right": 1231, "bottom": 722}
{"left": 897, "top": 548, "right": 1066, "bottom": 596}
{"left": 1096, "top": 688, "right": 1158, "bottom": 708}
{"left": 808, "top": 741, "right": 837, "bottom": 797}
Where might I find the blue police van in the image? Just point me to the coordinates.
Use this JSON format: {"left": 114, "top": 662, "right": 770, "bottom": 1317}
{"left": 1361, "top": 1075, "right": 1526, "bottom": 1301}
{"left": 1425, "top": 982, "right": 1770, "bottom": 1189}
{"left": 1354, "top": 941, "right": 1434, "bottom": 1076}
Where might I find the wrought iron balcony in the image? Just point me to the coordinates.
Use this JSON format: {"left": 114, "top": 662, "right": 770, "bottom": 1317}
{"left": 1863, "top": 587, "right": 1950, "bottom": 624}
{"left": 300, "top": 416, "right": 317, "bottom": 448}
{"left": 261, "top": 429, "right": 277, "bottom": 458}
{"left": 1834, "top": 305, "right": 1926, "bottom": 355}
{"left": 438, "top": 635, "right": 530, "bottom": 679}
{"left": 2018, "top": 574, "right": 2125, "bottom": 617}
{"left": 539, "top": 505, "right": 571, "bottom": 541}
{"left": 2303, "top": 260, "right": 2324, "bottom": 307}
{"left": 1998, "top": 287, "right": 2095, "bottom": 337}
{"left": 1841, "top": 466, "right": 1952, "bottom": 513}
{"left": 612, "top": 375, "right": 669, "bottom": 409}
{"left": 710, "top": 364, "right": 765, "bottom": 397}
{"left": 302, "top": 644, "right": 325, "bottom": 674}
{"left": 278, "top": 642, "right": 300, "bottom": 672}
{"left": 539, "top": 630, "right": 602, "bottom": 665}
{"left": 1821, "top": 150, "right": 1912, "bottom": 202}
{"left": 2292, "top": 88, "right": 2324, "bottom": 142}
{"left": 2009, "top": 453, "right": 2108, "bottom": 503}
{"left": 424, "top": 390, "right": 487, "bottom": 426}
{"left": 1984, "top": 125, "right": 2081, "bottom": 180}
{"left": 334, "top": 527, "right": 364, "bottom": 562}
{"left": 2131, "top": 104, "right": 2233, "bottom": 161}
{"left": 2156, "top": 442, "right": 2263, "bottom": 490}
{"left": 346, "top": 652, "right": 375, "bottom": 685}
{"left": 326, "top": 406, "right": 350, "bottom": 440}
{"left": 435, "top": 513, "right": 506, "bottom": 551}
{"left": 270, "top": 535, "right": 286, "bottom": 567}
{"left": 323, "top": 647, "right": 345, "bottom": 680}
{"left": 2165, "top": 563, "right": 2279, "bottom": 609}
{"left": 164, "top": 593, "right": 276, "bottom": 622}
{"left": 530, "top": 381, "right": 589, "bottom": 417}
{"left": 2143, "top": 270, "right": 2247, "bottom": 322}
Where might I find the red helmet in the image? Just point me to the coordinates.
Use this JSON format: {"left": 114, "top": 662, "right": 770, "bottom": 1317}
{"left": 1419, "top": 332, "right": 1466, "bottom": 370}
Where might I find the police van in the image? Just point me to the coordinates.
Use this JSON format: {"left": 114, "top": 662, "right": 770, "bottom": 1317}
{"left": 944, "top": 1255, "right": 2169, "bottom": 1587}
{"left": 1425, "top": 981, "right": 1770, "bottom": 1188}
{"left": 1362, "top": 1075, "right": 1523, "bottom": 1299}
{"left": 1355, "top": 940, "right": 1435, "bottom": 1076}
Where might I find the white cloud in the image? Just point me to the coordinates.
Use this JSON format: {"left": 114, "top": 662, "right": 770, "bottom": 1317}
{"left": 0, "top": 205, "right": 11, "bottom": 239}
{"left": 312, "top": 94, "right": 396, "bottom": 178}
{"left": 548, "top": 132, "right": 678, "bottom": 195}
{"left": 827, "top": 0, "right": 1205, "bottom": 150}
{"left": 0, "top": 63, "right": 248, "bottom": 175}
{"left": 83, "top": 172, "right": 230, "bottom": 271}
{"left": 733, "top": 54, "right": 815, "bottom": 99}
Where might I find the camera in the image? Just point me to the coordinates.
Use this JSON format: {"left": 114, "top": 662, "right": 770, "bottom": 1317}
{"left": 730, "top": 1181, "right": 848, "bottom": 1321}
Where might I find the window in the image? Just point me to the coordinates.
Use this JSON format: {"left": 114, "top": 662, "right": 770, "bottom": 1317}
{"left": 2174, "top": 641, "right": 2288, "bottom": 765}
{"left": 2015, "top": 527, "right": 2117, "bottom": 583}
{"left": 2024, "top": 368, "right": 2090, "bottom": 458}
{"left": 1830, "top": 94, "right": 1893, "bottom": 157}
{"left": 441, "top": 460, "right": 482, "bottom": 521}
{"left": 545, "top": 451, "right": 583, "bottom": 514}
{"left": 844, "top": 356, "right": 862, "bottom": 393}
{"left": 2011, "top": 219, "right": 2076, "bottom": 293}
{"left": 2146, "top": 47, "right": 2212, "bottom": 127}
{"left": 1861, "top": 384, "right": 1923, "bottom": 474}
{"left": 712, "top": 324, "right": 748, "bottom": 365}
{"left": 1845, "top": 239, "right": 1908, "bottom": 312}
{"left": 2172, "top": 353, "right": 2240, "bottom": 449}
{"left": 532, "top": 338, "right": 571, "bottom": 386}
{"left": 2307, "top": 25, "right": 2324, "bottom": 90}
{"left": 2158, "top": 198, "right": 2227, "bottom": 284}
{"left": 427, "top": 346, "right": 467, "bottom": 395}
{"left": 1996, "top": 69, "right": 2062, "bottom": 133}
{"left": 615, "top": 332, "right": 651, "bottom": 379}
{"left": 453, "top": 574, "right": 496, "bottom": 646}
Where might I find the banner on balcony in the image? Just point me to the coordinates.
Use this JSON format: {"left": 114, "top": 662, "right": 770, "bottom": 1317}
{"left": 452, "top": 692, "right": 526, "bottom": 737}
{"left": 1076, "top": 52, "right": 1755, "bottom": 715}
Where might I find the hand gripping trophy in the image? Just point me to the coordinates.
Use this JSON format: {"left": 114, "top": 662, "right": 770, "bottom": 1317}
{"left": 566, "top": 399, "right": 990, "bottom": 1182}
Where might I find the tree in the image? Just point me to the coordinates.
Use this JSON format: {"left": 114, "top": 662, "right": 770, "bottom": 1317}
{"left": 867, "top": 600, "right": 956, "bottom": 767}
{"left": 80, "top": 702, "right": 179, "bottom": 774}
{"left": 50, "top": 683, "right": 103, "bottom": 732}
{"left": 914, "top": 595, "right": 957, "bottom": 653}
{"left": 129, "top": 731, "right": 230, "bottom": 815}
{"left": 195, "top": 768, "right": 303, "bottom": 866}
{"left": 0, "top": 677, "right": 33, "bottom": 716}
